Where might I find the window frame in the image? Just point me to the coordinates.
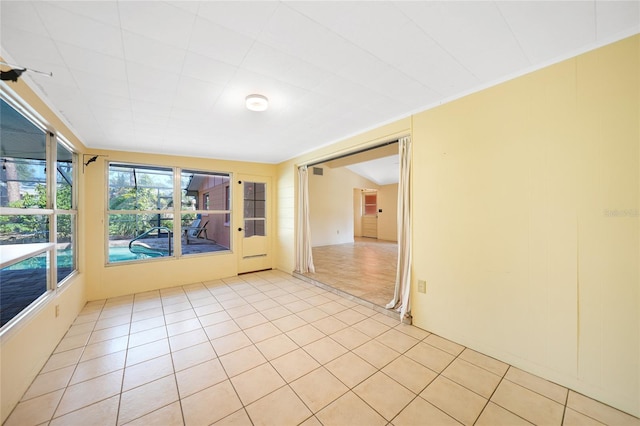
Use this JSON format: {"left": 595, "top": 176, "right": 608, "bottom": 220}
{"left": 0, "top": 89, "right": 79, "bottom": 334}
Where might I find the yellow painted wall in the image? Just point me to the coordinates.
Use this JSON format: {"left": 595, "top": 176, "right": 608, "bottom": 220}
{"left": 82, "top": 150, "right": 277, "bottom": 301}
{"left": 411, "top": 35, "right": 639, "bottom": 416}
{"left": 377, "top": 183, "right": 398, "bottom": 242}
{"left": 0, "top": 77, "right": 88, "bottom": 422}
{"left": 308, "top": 166, "right": 378, "bottom": 247}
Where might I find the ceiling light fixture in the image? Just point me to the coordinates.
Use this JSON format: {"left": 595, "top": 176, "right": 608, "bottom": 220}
{"left": 245, "top": 94, "right": 269, "bottom": 112}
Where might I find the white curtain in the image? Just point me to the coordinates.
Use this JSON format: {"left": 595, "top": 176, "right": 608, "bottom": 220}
{"left": 386, "top": 136, "right": 412, "bottom": 320}
{"left": 295, "top": 165, "right": 315, "bottom": 273}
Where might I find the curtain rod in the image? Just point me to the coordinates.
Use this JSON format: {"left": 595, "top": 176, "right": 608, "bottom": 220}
{"left": 306, "top": 139, "right": 398, "bottom": 168}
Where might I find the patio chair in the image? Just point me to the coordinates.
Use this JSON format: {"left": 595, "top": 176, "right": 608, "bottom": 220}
{"left": 184, "top": 219, "right": 209, "bottom": 244}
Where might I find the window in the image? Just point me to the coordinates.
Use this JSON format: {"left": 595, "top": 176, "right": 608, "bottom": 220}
{"left": 106, "top": 165, "right": 232, "bottom": 263}
{"left": 108, "top": 164, "right": 174, "bottom": 263}
{"left": 0, "top": 97, "right": 78, "bottom": 329}
{"left": 181, "top": 170, "right": 231, "bottom": 255}
{"left": 363, "top": 192, "right": 377, "bottom": 216}
{"left": 243, "top": 182, "right": 266, "bottom": 237}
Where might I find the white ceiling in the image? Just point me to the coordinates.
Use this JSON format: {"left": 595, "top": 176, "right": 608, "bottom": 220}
{"left": 1, "top": 1, "right": 638, "bottom": 164}
{"left": 346, "top": 155, "right": 400, "bottom": 186}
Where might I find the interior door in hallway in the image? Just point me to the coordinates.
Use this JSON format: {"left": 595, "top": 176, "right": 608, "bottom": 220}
{"left": 238, "top": 176, "right": 271, "bottom": 274}
{"left": 362, "top": 191, "right": 378, "bottom": 238}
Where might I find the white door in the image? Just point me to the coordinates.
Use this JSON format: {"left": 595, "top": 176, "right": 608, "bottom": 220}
{"left": 237, "top": 175, "right": 271, "bottom": 273}
{"left": 362, "top": 191, "right": 378, "bottom": 238}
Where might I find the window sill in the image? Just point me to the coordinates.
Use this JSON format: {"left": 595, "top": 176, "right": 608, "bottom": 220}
{"left": 0, "top": 243, "right": 55, "bottom": 269}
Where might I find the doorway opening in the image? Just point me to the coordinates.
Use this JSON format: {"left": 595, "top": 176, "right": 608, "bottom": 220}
{"left": 299, "top": 143, "right": 399, "bottom": 308}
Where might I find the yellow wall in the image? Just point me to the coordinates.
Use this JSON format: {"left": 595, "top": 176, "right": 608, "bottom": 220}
{"left": 82, "top": 150, "right": 276, "bottom": 301}
{"left": 411, "top": 35, "right": 639, "bottom": 416}
{"left": 308, "top": 165, "right": 378, "bottom": 246}
{"left": 0, "top": 77, "right": 88, "bottom": 423}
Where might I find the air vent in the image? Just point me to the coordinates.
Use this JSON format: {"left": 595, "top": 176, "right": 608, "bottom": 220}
{"left": 313, "top": 167, "right": 323, "bottom": 176}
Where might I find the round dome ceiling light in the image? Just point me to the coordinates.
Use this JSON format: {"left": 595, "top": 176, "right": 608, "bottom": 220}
{"left": 245, "top": 94, "right": 269, "bottom": 112}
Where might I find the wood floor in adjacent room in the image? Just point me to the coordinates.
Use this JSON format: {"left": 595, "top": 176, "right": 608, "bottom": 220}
{"left": 303, "top": 237, "right": 397, "bottom": 308}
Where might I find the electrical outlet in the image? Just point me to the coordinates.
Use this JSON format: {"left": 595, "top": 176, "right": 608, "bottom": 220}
{"left": 417, "top": 280, "right": 426, "bottom": 293}
{"left": 55, "top": 305, "right": 60, "bottom": 317}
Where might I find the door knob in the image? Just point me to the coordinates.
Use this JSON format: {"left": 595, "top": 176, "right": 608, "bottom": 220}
{"left": 238, "top": 227, "right": 243, "bottom": 232}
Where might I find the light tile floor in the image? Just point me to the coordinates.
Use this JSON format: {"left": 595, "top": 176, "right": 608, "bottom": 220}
{"left": 5, "top": 270, "right": 639, "bottom": 426}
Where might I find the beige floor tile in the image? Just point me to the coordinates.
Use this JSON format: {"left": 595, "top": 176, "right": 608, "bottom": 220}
{"left": 325, "top": 352, "right": 377, "bottom": 388}
{"left": 55, "top": 369, "right": 123, "bottom": 417}
{"left": 317, "top": 301, "right": 348, "bottom": 315}
{"left": 375, "top": 328, "right": 419, "bottom": 353}
{"left": 214, "top": 408, "right": 253, "bottom": 425}
{"left": 255, "top": 333, "right": 298, "bottom": 360}
{"left": 567, "top": 391, "right": 640, "bottom": 426}
{"left": 171, "top": 341, "right": 216, "bottom": 372}
{"left": 219, "top": 345, "right": 268, "bottom": 377}
{"left": 65, "top": 321, "right": 96, "bottom": 337}
{"left": 458, "top": 348, "right": 509, "bottom": 377}
{"left": 194, "top": 302, "right": 224, "bottom": 317}
{"left": 123, "top": 354, "right": 174, "bottom": 391}
{"left": 164, "top": 309, "right": 196, "bottom": 325}
{"left": 392, "top": 396, "right": 462, "bottom": 426}
{"left": 130, "top": 315, "right": 165, "bottom": 334}
{"left": 246, "top": 385, "right": 313, "bottom": 426}
{"left": 166, "top": 318, "right": 202, "bottom": 337}
{"left": 405, "top": 341, "right": 455, "bottom": 373}
{"left": 118, "top": 375, "right": 179, "bottom": 425}
{"left": 316, "top": 391, "right": 387, "bottom": 426}
{"left": 210, "top": 331, "right": 252, "bottom": 356}
{"left": 234, "top": 312, "right": 269, "bottom": 329}
{"left": 312, "top": 316, "right": 348, "bottom": 335}
{"left": 168, "top": 328, "right": 208, "bottom": 352}
{"left": 491, "top": 379, "right": 564, "bottom": 425}
{"left": 251, "top": 298, "right": 280, "bottom": 311}
{"left": 123, "top": 401, "right": 184, "bottom": 425}
{"left": 41, "top": 347, "right": 84, "bottom": 373}
{"left": 443, "top": 358, "right": 502, "bottom": 398}
{"left": 54, "top": 331, "right": 91, "bottom": 353}
{"left": 300, "top": 415, "right": 322, "bottom": 426}
{"left": 303, "top": 336, "right": 349, "bottom": 364}
{"left": 204, "top": 320, "right": 241, "bottom": 340}
{"left": 226, "top": 303, "right": 258, "bottom": 318}
{"left": 475, "top": 401, "right": 533, "bottom": 425}
{"left": 22, "top": 365, "right": 75, "bottom": 400}
{"left": 176, "top": 358, "right": 228, "bottom": 398}
{"left": 330, "top": 326, "right": 371, "bottom": 350}
{"left": 425, "top": 334, "right": 465, "bottom": 356}
{"left": 352, "top": 339, "right": 400, "bottom": 369}
{"left": 162, "top": 301, "right": 192, "bottom": 315}
{"left": 128, "top": 326, "right": 167, "bottom": 348}
{"left": 352, "top": 317, "right": 390, "bottom": 338}
{"left": 394, "top": 323, "right": 430, "bottom": 340}
{"left": 506, "top": 367, "right": 568, "bottom": 404}
{"left": 125, "top": 338, "right": 170, "bottom": 366}
{"left": 81, "top": 336, "right": 128, "bottom": 362}
{"left": 244, "top": 322, "right": 282, "bottom": 343}
{"left": 563, "top": 408, "right": 607, "bottom": 426}
{"left": 261, "top": 305, "right": 293, "bottom": 321}
{"left": 291, "top": 367, "right": 349, "bottom": 412}
{"left": 4, "top": 389, "right": 64, "bottom": 426}
{"left": 354, "top": 371, "right": 415, "bottom": 421}
{"left": 50, "top": 395, "right": 120, "bottom": 426}
{"left": 199, "top": 310, "right": 233, "bottom": 327}
{"left": 70, "top": 350, "right": 126, "bottom": 385}
{"left": 88, "top": 324, "right": 130, "bottom": 345}
{"left": 95, "top": 313, "right": 132, "bottom": 331}
{"left": 382, "top": 355, "right": 438, "bottom": 394}
{"left": 271, "top": 314, "right": 306, "bottom": 332}
{"left": 131, "top": 307, "right": 164, "bottom": 323}
{"left": 333, "top": 308, "right": 368, "bottom": 325}
{"left": 421, "top": 376, "right": 487, "bottom": 426}
{"left": 271, "top": 348, "right": 321, "bottom": 383}
{"left": 283, "top": 299, "right": 314, "bottom": 313}
{"left": 297, "top": 307, "right": 330, "bottom": 322}
{"left": 182, "top": 380, "right": 243, "bottom": 425}
{"left": 230, "top": 364, "right": 286, "bottom": 405}
{"left": 286, "top": 324, "right": 325, "bottom": 346}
